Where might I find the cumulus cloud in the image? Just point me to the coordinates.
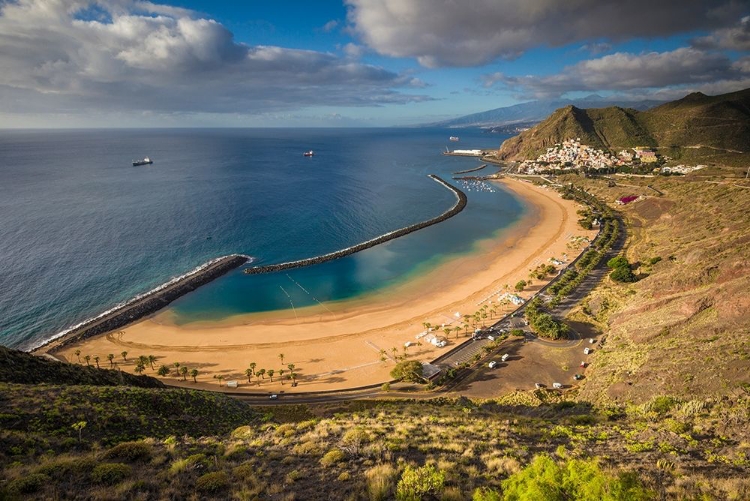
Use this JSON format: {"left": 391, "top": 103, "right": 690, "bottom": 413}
{"left": 0, "top": 0, "right": 430, "bottom": 120}
{"left": 346, "top": 0, "right": 745, "bottom": 67}
{"left": 482, "top": 47, "right": 749, "bottom": 99}
{"left": 692, "top": 15, "right": 750, "bottom": 51}
{"left": 321, "top": 19, "right": 339, "bottom": 33}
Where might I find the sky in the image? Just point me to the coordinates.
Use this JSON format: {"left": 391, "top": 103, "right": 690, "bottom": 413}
{"left": 0, "top": 0, "right": 749, "bottom": 127}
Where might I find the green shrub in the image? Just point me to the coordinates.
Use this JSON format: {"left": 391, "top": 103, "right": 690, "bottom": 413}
{"left": 396, "top": 464, "right": 445, "bottom": 501}
{"left": 649, "top": 396, "right": 678, "bottom": 415}
{"left": 610, "top": 266, "right": 637, "bottom": 283}
{"left": 36, "top": 457, "right": 96, "bottom": 480}
{"left": 92, "top": 463, "right": 132, "bottom": 485}
{"left": 501, "top": 454, "right": 652, "bottom": 500}
{"left": 195, "top": 471, "right": 230, "bottom": 494}
{"left": 607, "top": 256, "right": 629, "bottom": 269}
{"left": 390, "top": 361, "right": 424, "bottom": 383}
{"left": 320, "top": 448, "right": 346, "bottom": 467}
{"left": 101, "top": 441, "right": 152, "bottom": 462}
{"left": 8, "top": 473, "right": 48, "bottom": 494}
{"left": 169, "top": 453, "right": 209, "bottom": 475}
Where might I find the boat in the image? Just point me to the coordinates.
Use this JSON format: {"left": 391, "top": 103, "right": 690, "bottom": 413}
{"left": 132, "top": 157, "right": 153, "bottom": 166}
{"left": 303, "top": 150, "right": 314, "bottom": 157}
{"left": 449, "top": 136, "right": 459, "bottom": 142}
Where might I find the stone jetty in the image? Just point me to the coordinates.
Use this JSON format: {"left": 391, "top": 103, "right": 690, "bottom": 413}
{"left": 38, "top": 254, "right": 249, "bottom": 353}
{"left": 453, "top": 164, "right": 487, "bottom": 175}
{"left": 244, "top": 175, "right": 467, "bottom": 275}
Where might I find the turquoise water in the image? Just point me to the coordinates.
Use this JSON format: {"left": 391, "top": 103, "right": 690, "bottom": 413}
{"left": 0, "top": 128, "right": 521, "bottom": 349}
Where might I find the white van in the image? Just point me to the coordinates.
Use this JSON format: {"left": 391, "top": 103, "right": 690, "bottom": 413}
{"left": 552, "top": 382, "right": 563, "bottom": 389}
{"left": 584, "top": 347, "right": 591, "bottom": 355}
{"left": 501, "top": 354, "right": 510, "bottom": 362}
{"left": 488, "top": 361, "right": 497, "bottom": 369}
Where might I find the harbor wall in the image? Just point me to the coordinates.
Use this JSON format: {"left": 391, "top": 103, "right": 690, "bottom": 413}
{"left": 244, "top": 175, "right": 467, "bottom": 275}
{"left": 40, "top": 254, "right": 249, "bottom": 353}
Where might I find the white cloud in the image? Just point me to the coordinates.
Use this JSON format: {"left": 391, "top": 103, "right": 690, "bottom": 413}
{"left": 693, "top": 16, "right": 750, "bottom": 51}
{"left": 321, "top": 19, "right": 339, "bottom": 32}
{"left": 346, "top": 0, "right": 745, "bottom": 68}
{"left": 483, "top": 48, "right": 747, "bottom": 99}
{"left": 0, "top": 0, "right": 430, "bottom": 122}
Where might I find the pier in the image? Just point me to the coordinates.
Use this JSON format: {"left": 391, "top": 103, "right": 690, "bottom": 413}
{"left": 244, "top": 175, "right": 467, "bottom": 275}
{"left": 37, "top": 254, "right": 249, "bottom": 353}
{"left": 453, "top": 164, "right": 488, "bottom": 175}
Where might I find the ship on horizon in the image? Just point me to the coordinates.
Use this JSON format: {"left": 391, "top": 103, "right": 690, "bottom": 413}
{"left": 303, "top": 150, "right": 314, "bottom": 157}
{"left": 449, "top": 136, "right": 459, "bottom": 141}
{"left": 133, "top": 157, "right": 153, "bottom": 166}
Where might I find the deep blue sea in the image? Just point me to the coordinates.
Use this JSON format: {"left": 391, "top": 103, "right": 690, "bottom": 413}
{"left": 0, "top": 128, "right": 521, "bottom": 350}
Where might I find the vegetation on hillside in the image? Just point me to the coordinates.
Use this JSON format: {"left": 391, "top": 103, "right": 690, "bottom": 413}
{"left": 496, "top": 88, "right": 750, "bottom": 166}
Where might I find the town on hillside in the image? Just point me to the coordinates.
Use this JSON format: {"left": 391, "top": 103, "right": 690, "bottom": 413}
{"left": 514, "top": 138, "right": 706, "bottom": 176}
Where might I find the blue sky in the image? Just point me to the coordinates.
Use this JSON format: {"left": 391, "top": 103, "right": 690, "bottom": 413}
{"left": 0, "top": 0, "right": 748, "bottom": 127}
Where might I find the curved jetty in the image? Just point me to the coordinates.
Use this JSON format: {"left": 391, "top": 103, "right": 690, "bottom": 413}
{"left": 453, "top": 164, "right": 487, "bottom": 175}
{"left": 244, "top": 175, "right": 467, "bottom": 275}
{"left": 37, "top": 254, "right": 249, "bottom": 353}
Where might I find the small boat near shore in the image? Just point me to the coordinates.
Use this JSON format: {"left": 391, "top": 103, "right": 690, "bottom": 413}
{"left": 449, "top": 136, "right": 459, "bottom": 141}
{"left": 303, "top": 150, "right": 314, "bottom": 157}
{"left": 133, "top": 157, "right": 153, "bottom": 166}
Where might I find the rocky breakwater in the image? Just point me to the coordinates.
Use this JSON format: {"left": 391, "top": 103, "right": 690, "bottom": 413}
{"left": 244, "top": 175, "right": 467, "bottom": 275}
{"left": 37, "top": 254, "right": 249, "bottom": 354}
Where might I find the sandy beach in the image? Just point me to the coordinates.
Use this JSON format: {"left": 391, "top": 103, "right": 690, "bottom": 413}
{"left": 52, "top": 178, "right": 596, "bottom": 392}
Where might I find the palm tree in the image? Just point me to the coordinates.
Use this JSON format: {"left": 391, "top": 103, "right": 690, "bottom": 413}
{"left": 287, "top": 363, "right": 295, "bottom": 372}
{"left": 138, "top": 355, "right": 148, "bottom": 369}
{"left": 390, "top": 347, "right": 398, "bottom": 360}
{"left": 245, "top": 368, "right": 253, "bottom": 383}
{"left": 93, "top": 355, "right": 100, "bottom": 369}
{"left": 268, "top": 369, "right": 275, "bottom": 382}
{"left": 173, "top": 362, "right": 181, "bottom": 376}
{"left": 121, "top": 351, "right": 128, "bottom": 362}
{"left": 215, "top": 374, "right": 224, "bottom": 387}
{"left": 157, "top": 365, "right": 170, "bottom": 377}
{"left": 74, "top": 349, "right": 81, "bottom": 363}
{"left": 454, "top": 327, "right": 461, "bottom": 340}
{"left": 258, "top": 368, "right": 266, "bottom": 380}
{"left": 147, "top": 355, "right": 156, "bottom": 370}
{"left": 443, "top": 327, "right": 451, "bottom": 339}
{"left": 83, "top": 355, "right": 91, "bottom": 366}
{"left": 290, "top": 372, "right": 297, "bottom": 385}
{"left": 180, "top": 366, "right": 188, "bottom": 381}
{"left": 134, "top": 363, "right": 145, "bottom": 375}
{"left": 249, "top": 362, "right": 257, "bottom": 376}
{"left": 278, "top": 353, "right": 285, "bottom": 366}
{"left": 107, "top": 354, "right": 115, "bottom": 368}
{"left": 279, "top": 369, "right": 285, "bottom": 385}
{"left": 190, "top": 369, "right": 199, "bottom": 383}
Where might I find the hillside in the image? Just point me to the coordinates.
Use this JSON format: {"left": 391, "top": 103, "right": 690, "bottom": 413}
{"left": 561, "top": 175, "right": 750, "bottom": 405}
{"left": 496, "top": 88, "right": 750, "bottom": 166}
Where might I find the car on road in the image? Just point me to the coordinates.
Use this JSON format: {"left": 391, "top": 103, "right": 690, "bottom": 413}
{"left": 584, "top": 347, "right": 592, "bottom": 355}
{"left": 488, "top": 361, "right": 498, "bottom": 369}
{"left": 589, "top": 338, "right": 596, "bottom": 344}
{"left": 501, "top": 353, "right": 510, "bottom": 362}
{"left": 534, "top": 383, "right": 546, "bottom": 389}
{"left": 269, "top": 394, "right": 278, "bottom": 400}
{"left": 573, "top": 374, "right": 584, "bottom": 380}
{"left": 580, "top": 361, "right": 587, "bottom": 368}
{"left": 552, "top": 382, "right": 563, "bottom": 389}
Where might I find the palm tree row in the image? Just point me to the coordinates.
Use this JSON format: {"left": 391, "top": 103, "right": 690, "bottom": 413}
{"left": 244, "top": 361, "right": 298, "bottom": 386}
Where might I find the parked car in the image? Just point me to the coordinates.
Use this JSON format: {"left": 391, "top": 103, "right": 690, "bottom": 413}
{"left": 488, "top": 361, "right": 498, "bottom": 369}
{"left": 580, "top": 361, "right": 587, "bottom": 368}
{"left": 501, "top": 353, "right": 510, "bottom": 362}
{"left": 552, "top": 382, "right": 563, "bottom": 389}
{"left": 269, "top": 394, "right": 278, "bottom": 400}
{"left": 534, "top": 383, "right": 546, "bottom": 389}
{"left": 573, "top": 374, "right": 584, "bottom": 380}
{"left": 487, "top": 335, "right": 495, "bottom": 341}
{"left": 584, "top": 347, "right": 592, "bottom": 355}
{"left": 589, "top": 338, "right": 596, "bottom": 344}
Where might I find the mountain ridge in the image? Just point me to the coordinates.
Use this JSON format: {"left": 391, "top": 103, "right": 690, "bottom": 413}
{"left": 495, "top": 88, "right": 750, "bottom": 164}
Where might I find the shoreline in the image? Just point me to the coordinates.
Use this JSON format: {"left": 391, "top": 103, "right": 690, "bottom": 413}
{"left": 50, "top": 178, "right": 597, "bottom": 392}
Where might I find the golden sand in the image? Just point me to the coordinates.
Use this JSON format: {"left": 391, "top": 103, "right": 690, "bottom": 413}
{"left": 54, "top": 178, "right": 596, "bottom": 392}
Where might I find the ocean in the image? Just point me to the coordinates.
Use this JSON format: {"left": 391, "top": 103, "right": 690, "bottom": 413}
{"left": 0, "top": 128, "right": 522, "bottom": 350}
